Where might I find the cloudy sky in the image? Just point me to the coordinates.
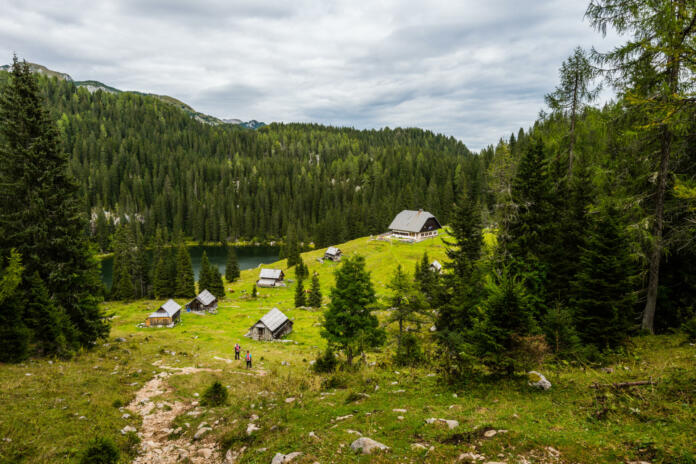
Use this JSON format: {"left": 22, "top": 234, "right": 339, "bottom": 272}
{"left": 1, "top": 0, "right": 622, "bottom": 150}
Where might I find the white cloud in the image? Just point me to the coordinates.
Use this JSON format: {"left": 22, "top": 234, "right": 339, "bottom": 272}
{"left": 1, "top": 0, "right": 622, "bottom": 150}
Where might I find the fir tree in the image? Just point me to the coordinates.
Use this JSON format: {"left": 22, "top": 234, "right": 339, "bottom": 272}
{"left": 0, "top": 250, "right": 29, "bottom": 362}
{"left": 285, "top": 224, "right": 300, "bottom": 267}
{"left": 251, "top": 283, "right": 258, "bottom": 298}
{"left": 571, "top": 206, "right": 636, "bottom": 351}
{"left": 322, "top": 255, "right": 385, "bottom": 365}
{"left": 209, "top": 266, "right": 225, "bottom": 298}
{"left": 0, "top": 57, "right": 108, "bottom": 347}
{"left": 110, "top": 224, "right": 136, "bottom": 301}
{"left": 153, "top": 252, "right": 171, "bottom": 299}
{"left": 294, "top": 278, "right": 306, "bottom": 308}
{"left": 295, "top": 257, "right": 309, "bottom": 281}
{"left": 386, "top": 265, "right": 428, "bottom": 357}
{"left": 175, "top": 243, "right": 195, "bottom": 298}
{"left": 198, "top": 251, "right": 212, "bottom": 293}
{"left": 308, "top": 272, "right": 322, "bottom": 308}
{"left": 22, "top": 272, "right": 71, "bottom": 356}
{"left": 225, "top": 245, "right": 240, "bottom": 282}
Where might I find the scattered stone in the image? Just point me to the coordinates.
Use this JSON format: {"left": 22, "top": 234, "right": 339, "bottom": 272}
{"left": 247, "top": 423, "right": 260, "bottom": 435}
{"left": 271, "top": 451, "right": 303, "bottom": 463}
{"left": 285, "top": 397, "right": 296, "bottom": 404}
{"left": 430, "top": 325, "right": 437, "bottom": 332}
{"left": 121, "top": 413, "right": 131, "bottom": 419}
{"left": 346, "top": 429, "right": 362, "bottom": 436}
{"left": 397, "top": 416, "right": 404, "bottom": 420}
{"left": 115, "top": 337, "right": 127, "bottom": 342}
{"left": 193, "top": 392, "right": 200, "bottom": 397}
{"left": 121, "top": 425, "right": 137, "bottom": 434}
{"left": 78, "top": 416, "right": 87, "bottom": 420}
{"left": 193, "top": 427, "right": 211, "bottom": 440}
{"left": 458, "top": 451, "right": 486, "bottom": 461}
{"left": 425, "top": 418, "right": 459, "bottom": 429}
{"left": 527, "top": 371, "right": 552, "bottom": 390}
{"left": 390, "top": 381, "right": 398, "bottom": 385}
{"left": 250, "top": 414, "right": 260, "bottom": 421}
{"left": 483, "top": 429, "right": 497, "bottom": 438}
{"left": 281, "top": 361, "right": 289, "bottom": 366}
{"left": 309, "top": 431, "right": 320, "bottom": 441}
{"left": 198, "top": 448, "right": 213, "bottom": 459}
{"left": 411, "top": 443, "right": 428, "bottom": 451}
{"left": 393, "top": 408, "right": 407, "bottom": 413}
{"left": 224, "top": 446, "right": 246, "bottom": 464}
{"left": 333, "top": 414, "right": 353, "bottom": 422}
{"left": 600, "top": 367, "right": 614, "bottom": 374}
{"left": 197, "top": 421, "right": 209, "bottom": 429}
{"left": 350, "top": 437, "right": 390, "bottom": 454}
{"left": 453, "top": 393, "right": 458, "bottom": 398}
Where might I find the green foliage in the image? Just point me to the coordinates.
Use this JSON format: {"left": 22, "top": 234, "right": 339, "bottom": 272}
{"left": 680, "top": 317, "right": 696, "bottom": 342}
{"left": 0, "top": 250, "right": 29, "bottom": 363}
{"left": 308, "top": 272, "right": 322, "bottom": 308}
{"left": 312, "top": 347, "right": 338, "bottom": 373}
{"left": 251, "top": 284, "right": 257, "bottom": 298}
{"left": 175, "top": 243, "right": 195, "bottom": 298}
{"left": 198, "top": 251, "right": 212, "bottom": 294}
{"left": 225, "top": 245, "right": 240, "bottom": 282}
{"left": 79, "top": 436, "right": 119, "bottom": 464}
{"left": 110, "top": 224, "right": 137, "bottom": 301}
{"left": 541, "top": 303, "right": 580, "bottom": 357}
{"left": 386, "top": 264, "right": 428, "bottom": 361}
{"left": 322, "top": 255, "right": 385, "bottom": 364}
{"left": 201, "top": 381, "right": 228, "bottom": 407}
{"left": 294, "top": 278, "right": 306, "bottom": 308}
{"left": 0, "top": 57, "right": 108, "bottom": 355}
{"left": 294, "top": 257, "right": 309, "bottom": 281}
{"left": 208, "top": 266, "right": 225, "bottom": 299}
{"left": 393, "top": 332, "right": 424, "bottom": 367}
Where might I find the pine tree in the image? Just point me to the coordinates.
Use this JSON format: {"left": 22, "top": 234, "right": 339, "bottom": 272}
{"left": 22, "top": 272, "right": 71, "bottom": 356}
{"left": 285, "top": 224, "right": 300, "bottom": 267}
{"left": 209, "top": 266, "right": 225, "bottom": 298}
{"left": 322, "top": 255, "right": 385, "bottom": 365}
{"left": 0, "top": 57, "right": 108, "bottom": 347}
{"left": 571, "top": 206, "right": 636, "bottom": 351}
{"left": 153, "top": 253, "right": 170, "bottom": 299}
{"left": 198, "top": 251, "right": 212, "bottom": 293}
{"left": 110, "top": 224, "right": 136, "bottom": 301}
{"left": 295, "top": 257, "right": 309, "bottom": 281}
{"left": 0, "top": 250, "right": 30, "bottom": 362}
{"left": 175, "top": 243, "right": 195, "bottom": 298}
{"left": 225, "top": 245, "right": 240, "bottom": 282}
{"left": 294, "top": 278, "right": 306, "bottom": 308}
{"left": 308, "top": 272, "right": 322, "bottom": 308}
{"left": 386, "top": 265, "right": 428, "bottom": 357}
{"left": 251, "top": 283, "right": 258, "bottom": 298}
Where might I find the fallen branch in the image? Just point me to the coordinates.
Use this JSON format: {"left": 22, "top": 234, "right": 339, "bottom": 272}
{"left": 590, "top": 379, "right": 656, "bottom": 389}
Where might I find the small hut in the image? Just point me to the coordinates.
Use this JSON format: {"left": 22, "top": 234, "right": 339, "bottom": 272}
{"left": 257, "top": 268, "right": 285, "bottom": 288}
{"left": 429, "top": 260, "right": 443, "bottom": 274}
{"left": 246, "top": 308, "right": 293, "bottom": 341}
{"left": 388, "top": 209, "right": 442, "bottom": 241}
{"left": 146, "top": 299, "right": 181, "bottom": 327}
{"left": 186, "top": 289, "right": 218, "bottom": 314}
{"left": 324, "top": 246, "right": 342, "bottom": 262}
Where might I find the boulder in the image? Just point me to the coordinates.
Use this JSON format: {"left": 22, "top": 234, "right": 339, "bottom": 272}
{"left": 285, "top": 397, "right": 296, "bottom": 404}
{"left": 425, "top": 418, "right": 459, "bottom": 429}
{"left": 458, "top": 452, "right": 486, "bottom": 462}
{"left": 120, "top": 425, "right": 137, "bottom": 434}
{"left": 193, "top": 427, "right": 211, "bottom": 440}
{"left": 197, "top": 448, "right": 213, "bottom": 459}
{"left": 271, "top": 451, "right": 303, "bottom": 463}
{"left": 483, "top": 429, "right": 497, "bottom": 438}
{"left": 224, "top": 447, "right": 246, "bottom": 464}
{"left": 527, "top": 371, "right": 552, "bottom": 390}
{"left": 246, "top": 423, "right": 260, "bottom": 435}
{"left": 350, "top": 437, "right": 390, "bottom": 454}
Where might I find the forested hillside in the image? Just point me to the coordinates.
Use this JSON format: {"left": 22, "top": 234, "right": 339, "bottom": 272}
{"left": 0, "top": 71, "right": 480, "bottom": 250}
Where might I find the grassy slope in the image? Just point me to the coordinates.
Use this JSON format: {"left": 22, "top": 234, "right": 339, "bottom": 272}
{"left": 1, "top": 233, "right": 694, "bottom": 463}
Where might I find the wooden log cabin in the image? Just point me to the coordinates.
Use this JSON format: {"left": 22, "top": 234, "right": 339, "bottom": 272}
{"left": 186, "top": 289, "right": 218, "bottom": 314}
{"left": 146, "top": 299, "right": 182, "bottom": 327}
{"left": 246, "top": 308, "right": 293, "bottom": 341}
{"left": 257, "top": 268, "right": 285, "bottom": 288}
{"left": 324, "top": 246, "right": 342, "bottom": 262}
{"left": 388, "top": 209, "right": 442, "bottom": 242}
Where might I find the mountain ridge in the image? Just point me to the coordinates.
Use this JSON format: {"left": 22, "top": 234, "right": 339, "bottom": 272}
{"left": 0, "top": 61, "right": 265, "bottom": 129}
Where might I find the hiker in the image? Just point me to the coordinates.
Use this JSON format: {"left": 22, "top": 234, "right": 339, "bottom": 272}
{"left": 234, "top": 343, "right": 241, "bottom": 360}
{"left": 245, "top": 350, "right": 252, "bottom": 369}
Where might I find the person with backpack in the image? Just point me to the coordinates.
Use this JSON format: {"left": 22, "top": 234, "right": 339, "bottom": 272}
{"left": 234, "top": 343, "right": 241, "bottom": 360}
{"left": 245, "top": 350, "right": 252, "bottom": 369}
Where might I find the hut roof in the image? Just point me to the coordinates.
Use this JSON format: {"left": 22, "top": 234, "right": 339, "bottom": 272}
{"left": 195, "top": 289, "right": 216, "bottom": 305}
{"left": 149, "top": 299, "right": 181, "bottom": 318}
{"left": 259, "top": 268, "right": 283, "bottom": 280}
{"left": 257, "top": 278, "right": 277, "bottom": 287}
{"left": 325, "top": 246, "right": 341, "bottom": 256}
{"left": 388, "top": 209, "right": 441, "bottom": 232}
{"left": 430, "top": 260, "right": 442, "bottom": 271}
{"left": 258, "top": 308, "right": 289, "bottom": 332}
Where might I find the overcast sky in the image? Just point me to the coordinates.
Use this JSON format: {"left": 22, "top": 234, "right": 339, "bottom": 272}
{"left": 1, "top": 0, "right": 622, "bottom": 150}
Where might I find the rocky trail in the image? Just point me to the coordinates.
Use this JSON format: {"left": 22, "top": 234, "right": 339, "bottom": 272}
{"left": 126, "top": 361, "right": 263, "bottom": 464}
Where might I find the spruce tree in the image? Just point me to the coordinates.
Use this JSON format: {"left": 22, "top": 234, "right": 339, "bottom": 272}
{"left": 225, "top": 245, "right": 240, "bottom": 282}
{"left": 322, "top": 255, "right": 385, "bottom": 365}
{"left": 294, "top": 278, "right": 306, "bottom": 308}
{"left": 0, "top": 57, "right": 108, "bottom": 347}
{"left": 285, "top": 224, "right": 300, "bottom": 267}
{"left": 386, "top": 265, "right": 428, "bottom": 356}
{"left": 571, "top": 206, "right": 636, "bottom": 351}
{"left": 153, "top": 253, "right": 170, "bottom": 299}
{"left": 308, "top": 272, "right": 322, "bottom": 308}
{"left": 198, "top": 251, "right": 212, "bottom": 293}
{"left": 110, "top": 224, "right": 136, "bottom": 301}
{"left": 22, "top": 272, "right": 71, "bottom": 356}
{"left": 251, "top": 283, "right": 258, "bottom": 298}
{"left": 209, "top": 266, "right": 225, "bottom": 298}
{"left": 0, "top": 250, "right": 30, "bottom": 362}
{"left": 175, "top": 243, "right": 195, "bottom": 298}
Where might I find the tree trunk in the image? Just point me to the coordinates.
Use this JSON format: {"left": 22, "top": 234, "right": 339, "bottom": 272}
{"left": 642, "top": 127, "right": 671, "bottom": 334}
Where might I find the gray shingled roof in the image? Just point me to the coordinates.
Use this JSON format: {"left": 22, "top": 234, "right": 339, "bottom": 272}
{"left": 388, "top": 209, "right": 441, "bottom": 233}
{"left": 196, "top": 289, "right": 216, "bottom": 305}
{"left": 259, "top": 268, "right": 283, "bottom": 280}
{"left": 430, "top": 260, "right": 442, "bottom": 271}
{"left": 325, "top": 246, "right": 341, "bottom": 256}
{"left": 149, "top": 299, "right": 181, "bottom": 318}
{"left": 258, "top": 308, "right": 289, "bottom": 332}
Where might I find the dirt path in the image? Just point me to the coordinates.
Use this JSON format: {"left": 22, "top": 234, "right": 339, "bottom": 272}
{"left": 127, "top": 363, "right": 224, "bottom": 464}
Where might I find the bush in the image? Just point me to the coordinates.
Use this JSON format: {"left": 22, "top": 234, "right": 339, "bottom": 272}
{"left": 681, "top": 317, "right": 696, "bottom": 342}
{"left": 312, "top": 347, "right": 338, "bottom": 373}
{"left": 393, "top": 332, "right": 425, "bottom": 366}
{"left": 321, "top": 372, "right": 349, "bottom": 390}
{"left": 120, "top": 431, "right": 141, "bottom": 458}
{"left": 201, "top": 381, "right": 228, "bottom": 407}
{"left": 80, "top": 437, "right": 120, "bottom": 464}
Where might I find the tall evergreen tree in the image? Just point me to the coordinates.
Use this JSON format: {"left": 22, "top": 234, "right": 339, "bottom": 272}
{"left": 0, "top": 57, "right": 108, "bottom": 348}
{"left": 0, "top": 250, "right": 29, "bottom": 362}
{"left": 22, "top": 272, "right": 71, "bottom": 356}
{"left": 110, "top": 224, "right": 136, "bottom": 301}
{"left": 285, "top": 224, "right": 301, "bottom": 267}
{"left": 322, "top": 255, "right": 385, "bottom": 365}
{"left": 209, "top": 266, "right": 225, "bottom": 299}
{"left": 198, "top": 251, "right": 212, "bottom": 293}
{"left": 175, "top": 243, "right": 195, "bottom": 298}
{"left": 571, "top": 206, "right": 636, "bottom": 351}
{"left": 225, "top": 245, "right": 240, "bottom": 282}
{"left": 308, "top": 272, "right": 322, "bottom": 308}
{"left": 386, "top": 265, "right": 428, "bottom": 352}
{"left": 294, "top": 278, "right": 306, "bottom": 308}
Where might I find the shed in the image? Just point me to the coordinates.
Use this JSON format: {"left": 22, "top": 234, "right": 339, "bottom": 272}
{"left": 388, "top": 209, "right": 442, "bottom": 241}
{"left": 186, "top": 289, "right": 218, "bottom": 313}
{"left": 429, "top": 260, "right": 443, "bottom": 273}
{"left": 324, "top": 246, "right": 342, "bottom": 262}
{"left": 246, "top": 308, "right": 293, "bottom": 341}
{"left": 257, "top": 268, "right": 285, "bottom": 287}
{"left": 146, "top": 299, "right": 181, "bottom": 327}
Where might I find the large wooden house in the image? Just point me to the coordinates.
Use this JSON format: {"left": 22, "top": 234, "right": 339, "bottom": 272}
{"left": 186, "top": 289, "right": 218, "bottom": 314}
{"left": 146, "top": 299, "right": 182, "bottom": 327}
{"left": 257, "top": 268, "right": 285, "bottom": 288}
{"left": 246, "top": 308, "right": 293, "bottom": 341}
{"left": 324, "top": 246, "right": 342, "bottom": 262}
{"left": 388, "top": 209, "right": 442, "bottom": 242}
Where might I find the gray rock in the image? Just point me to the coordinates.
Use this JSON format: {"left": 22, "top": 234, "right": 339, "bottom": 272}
{"left": 115, "top": 337, "right": 127, "bottom": 342}
{"left": 198, "top": 448, "right": 213, "bottom": 459}
{"left": 246, "top": 423, "right": 260, "bottom": 435}
{"left": 350, "top": 437, "right": 390, "bottom": 454}
{"left": 271, "top": 451, "right": 303, "bottom": 463}
{"left": 425, "top": 418, "right": 459, "bottom": 429}
{"left": 224, "top": 447, "right": 246, "bottom": 464}
{"left": 527, "top": 371, "right": 552, "bottom": 390}
{"left": 121, "top": 425, "right": 137, "bottom": 434}
{"left": 193, "top": 427, "right": 211, "bottom": 440}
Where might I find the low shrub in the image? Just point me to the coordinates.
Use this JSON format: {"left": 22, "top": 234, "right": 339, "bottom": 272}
{"left": 79, "top": 436, "right": 119, "bottom": 464}
{"left": 202, "top": 381, "right": 228, "bottom": 407}
{"left": 312, "top": 347, "right": 338, "bottom": 373}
